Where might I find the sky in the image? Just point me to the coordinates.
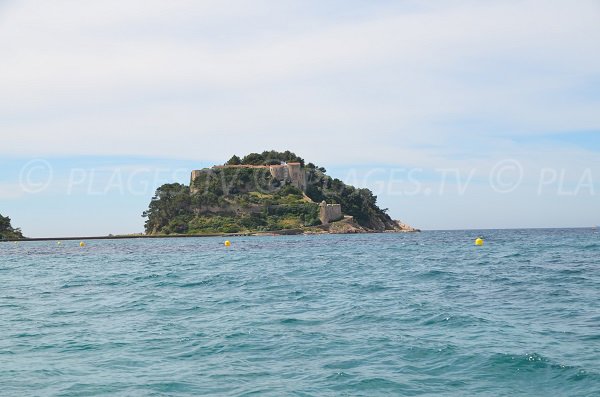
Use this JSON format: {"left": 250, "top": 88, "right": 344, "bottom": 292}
{"left": 1, "top": 0, "right": 599, "bottom": 237}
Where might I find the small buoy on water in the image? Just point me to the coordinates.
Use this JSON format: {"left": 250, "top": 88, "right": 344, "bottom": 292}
{"left": 57, "top": 241, "right": 61, "bottom": 245}
{"left": 79, "top": 241, "right": 85, "bottom": 247}
{"left": 224, "top": 240, "right": 231, "bottom": 247}
{"left": 475, "top": 237, "right": 484, "bottom": 246}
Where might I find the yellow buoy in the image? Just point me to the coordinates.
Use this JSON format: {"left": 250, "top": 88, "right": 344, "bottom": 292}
{"left": 224, "top": 240, "right": 231, "bottom": 247}
{"left": 475, "top": 237, "right": 484, "bottom": 246}
{"left": 79, "top": 241, "right": 85, "bottom": 247}
{"left": 57, "top": 241, "right": 62, "bottom": 245}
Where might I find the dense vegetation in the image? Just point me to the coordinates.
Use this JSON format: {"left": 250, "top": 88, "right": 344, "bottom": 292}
{"left": 143, "top": 177, "right": 320, "bottom": 234}
{"left": 226, "top": 150, "right": 305, "bottom": 166}
{"left": 0, "top": 213, "right": 24, "bottom": 239}
{"left": 304, "top": 167, "right": 395, "bottom": 230}
{"left": 143, "top": 151, "right": 397, "bottom": 234}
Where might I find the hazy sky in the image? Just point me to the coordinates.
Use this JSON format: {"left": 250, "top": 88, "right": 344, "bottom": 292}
{"left": 1, "top": 0, "right": 599, "bottom": 236}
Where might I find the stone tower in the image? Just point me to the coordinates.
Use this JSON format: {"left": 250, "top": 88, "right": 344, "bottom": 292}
{"left": 285, "top": 162, "right": 306, "bottom": 191}
{"left": 319, "top": 201, "right": 343, "bottom": 224}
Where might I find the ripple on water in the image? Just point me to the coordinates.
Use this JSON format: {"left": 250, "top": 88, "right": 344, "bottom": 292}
{"left": 1, "top": 230, "right": 600, "bottom": 396}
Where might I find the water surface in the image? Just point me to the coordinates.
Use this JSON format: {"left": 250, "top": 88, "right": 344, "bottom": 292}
{"left": 1, "top": 229, "right": 599, "bottom": 396}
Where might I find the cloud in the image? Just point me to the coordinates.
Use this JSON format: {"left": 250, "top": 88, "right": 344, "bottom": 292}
{"left": 0, "top": 0, "right": 599, "bottom": 169}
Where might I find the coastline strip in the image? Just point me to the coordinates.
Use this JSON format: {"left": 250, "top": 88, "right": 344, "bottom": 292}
{"left": 0, "top": 229, "right": 307, "bottom": 242}
{"left": 0, "top": 233, "right": 245, "bottom": 242}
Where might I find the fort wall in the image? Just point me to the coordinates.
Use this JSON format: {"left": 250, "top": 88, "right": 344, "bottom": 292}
{"left": 319, "top": 201, "right": 343, "bottom": 224}
{"left": 190, "top": 162, "right": 306, "bottom": 193}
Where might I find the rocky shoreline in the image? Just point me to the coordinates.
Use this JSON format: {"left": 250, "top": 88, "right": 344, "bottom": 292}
{"left": 299, "top": 216, "right": 419, "bottom": 235}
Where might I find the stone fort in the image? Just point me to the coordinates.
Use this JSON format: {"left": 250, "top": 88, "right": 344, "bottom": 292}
{"left": 319, "top": 201, "right": 343, "bottom": 225}
{"left": 190, "top": 162, "right": 306, "bottom": 193}
{"left": 190, "top": 162, "right": 343, "bottom": 225}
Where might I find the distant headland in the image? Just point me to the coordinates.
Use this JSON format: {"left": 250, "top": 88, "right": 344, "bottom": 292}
{"left": 0, "top": 213, "right": 23, "bottom": 240}
{"left": 143, "top": 150, "right": 418, "bottom": 235}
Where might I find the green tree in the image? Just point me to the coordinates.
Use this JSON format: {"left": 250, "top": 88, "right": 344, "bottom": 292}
{"left": 0, "top": 213, "right": 24, "bottom": 239}
{"left": 142, "top": 183, "right": 192, "bottom": 234}
{"left": 241, "top": 152, "right": 265, "bottom": 165}
{"left": 240, "top": 150, "right": 305, "bottom": 166}
{"left": 226, "top": 155, "right": 241, "bottom": 165}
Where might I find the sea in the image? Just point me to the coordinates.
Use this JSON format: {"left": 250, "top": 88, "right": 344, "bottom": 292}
{"left": 1, "top": 229, "right": 599, "bottom": 396}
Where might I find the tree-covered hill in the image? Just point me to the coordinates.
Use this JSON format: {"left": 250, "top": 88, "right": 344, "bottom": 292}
{"left": 0, "top": 213, "right": 24, "bottom": 240}
{"left": 142, "top": 151, "right": 413, "bottom": 235}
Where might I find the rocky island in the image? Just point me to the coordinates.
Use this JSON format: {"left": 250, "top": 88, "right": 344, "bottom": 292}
{"left": 143, "top": 151, "right": 418, "bottom": 235}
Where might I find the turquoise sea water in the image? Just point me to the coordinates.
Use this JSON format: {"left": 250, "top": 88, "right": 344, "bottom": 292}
{"left": 1, "top": 229, "right": 599, "bottom": 396}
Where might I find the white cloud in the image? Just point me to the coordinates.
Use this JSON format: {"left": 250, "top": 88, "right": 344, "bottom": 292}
{"left": 0, "top": 0, "right": 599, "bottom": 168}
